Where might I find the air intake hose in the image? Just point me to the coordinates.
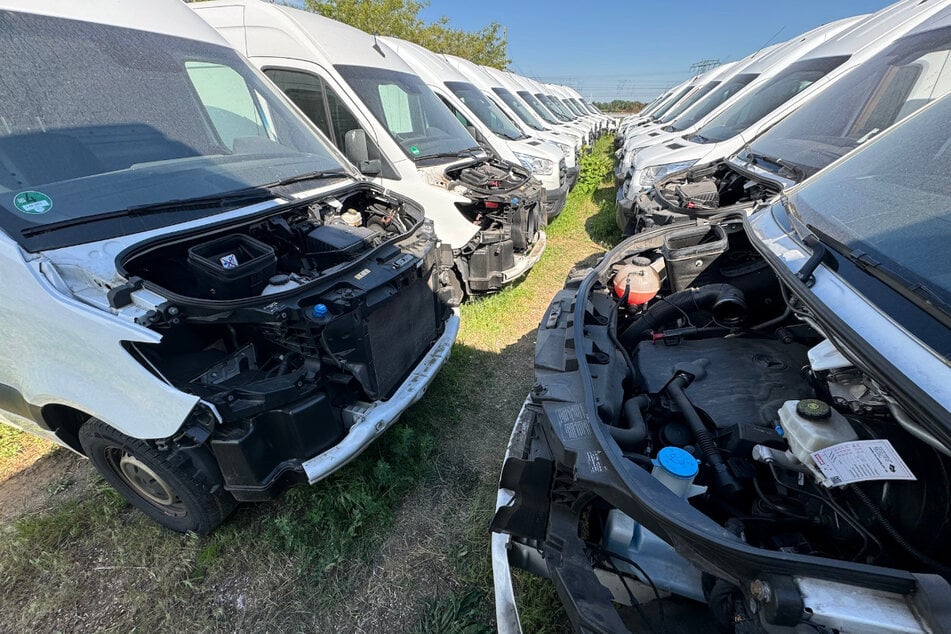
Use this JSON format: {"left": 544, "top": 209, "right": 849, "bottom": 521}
{"left": 619, "top": 284, "right": 747, "bottom": 347}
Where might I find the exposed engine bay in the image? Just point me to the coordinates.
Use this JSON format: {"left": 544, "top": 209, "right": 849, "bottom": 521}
{"left": 424, "top": 157, "right": 545, "bottom": 294}
{"left": 633, "top": 162, "right": 783, "bottom": 231}
{"left": 115, "top": 184, "right": 449, "bottom": 500}
{"left": 494, "top": 217, "right": 951, "bottom": 631}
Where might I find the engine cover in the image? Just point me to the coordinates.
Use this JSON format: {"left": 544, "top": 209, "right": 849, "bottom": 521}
{"left": 635, "top": 338, "right": 814, "bottom": 453}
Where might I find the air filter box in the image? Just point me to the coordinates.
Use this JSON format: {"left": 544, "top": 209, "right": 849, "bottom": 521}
{"left": 306, "top": 224, "right": 377, "bottom": 266}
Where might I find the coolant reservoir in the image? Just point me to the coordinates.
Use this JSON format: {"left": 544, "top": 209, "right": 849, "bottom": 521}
{"left": 613, "top": 261, "right": 660, "bottom": 305}
{"left": 779, "top": 399, "right": 858, "bottom": 467}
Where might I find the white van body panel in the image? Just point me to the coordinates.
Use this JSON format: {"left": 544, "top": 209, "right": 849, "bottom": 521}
{"left": 193, "top": 0, "right": 482, "bottom": 248}
{"left": 379, "top": 37, "right": 565, "bottom": 193}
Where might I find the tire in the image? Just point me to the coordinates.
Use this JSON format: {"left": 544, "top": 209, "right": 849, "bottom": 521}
{"left": 79, "top": 418, "right": 236, "bottom": 534}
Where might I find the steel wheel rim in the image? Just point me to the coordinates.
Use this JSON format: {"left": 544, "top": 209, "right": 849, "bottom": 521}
{"left": 107, "top": 448, "right": 187, "bottom": 517}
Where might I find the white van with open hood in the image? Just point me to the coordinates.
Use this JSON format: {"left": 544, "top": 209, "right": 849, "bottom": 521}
{"left": 618, "top": 0, "right": 950, "bottom": 233}
{"left": 193, "top": 0, "right": 546, "bottom": 301}
{"left": 441, "top": 54, "right": 580, "bottom": 192}
{"left": 379, "top": 37, "right": 568, "bottom": 220}
{"left": 0, "top": 0, "right": 458, "bottom": 534}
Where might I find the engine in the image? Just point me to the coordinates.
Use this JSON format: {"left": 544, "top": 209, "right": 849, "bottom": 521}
{"left": 589, "top": 219, "right": 951, "bottom": 607}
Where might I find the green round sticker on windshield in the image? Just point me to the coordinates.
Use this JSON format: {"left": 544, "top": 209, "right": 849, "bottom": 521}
{"left": 13, "top": 191, "right": 53, "bottom": 215}
{"left": 409, "top": 145, "right": 420, "bottom": 156}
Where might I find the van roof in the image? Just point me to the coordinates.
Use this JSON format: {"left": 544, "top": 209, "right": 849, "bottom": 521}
{"left": 0, "top": 0, "right": 227, "bottom": 44}
{"left": 192, "top": 0, "right": 416, "bottom": 72}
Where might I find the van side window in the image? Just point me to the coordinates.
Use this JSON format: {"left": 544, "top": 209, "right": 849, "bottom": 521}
{"left": 186, "top": 61, "right": 270, "bottom": 150}
{"left": 263, "top": 68, "right": 332, "bottom": 139}
{"left": 437, "top": 96, "right": 471, "bottom": 128}
{"left": 325, "top": 88, "right": 362, "bottom": 149}
{"left": 264, "top": 68, "right": 396, "bottom": 179}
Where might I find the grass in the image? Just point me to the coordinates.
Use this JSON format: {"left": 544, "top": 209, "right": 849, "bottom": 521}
{"left": 0, "top": 425, "right": 56, "bottom": 482}
{"left": 0, "top": 135, "right": 619, "bottom": 633}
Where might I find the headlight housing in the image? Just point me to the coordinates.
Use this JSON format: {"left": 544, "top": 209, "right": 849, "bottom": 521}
{"left": 553, "top": 141, "right": 573, "bottom": 159}
{"left": 514, "top": 152, "right": 555, "bottom": 176}
{"left": 638, "top": 159, "right": 697, "bottom": 188}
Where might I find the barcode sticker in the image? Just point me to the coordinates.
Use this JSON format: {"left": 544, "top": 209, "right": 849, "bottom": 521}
{"left": 811, "top": 439, "right": 916, "bottom": 487}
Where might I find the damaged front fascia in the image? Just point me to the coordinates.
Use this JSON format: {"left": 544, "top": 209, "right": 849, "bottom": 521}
{"left": 491, "top": 222, "right": 935, "bottom": 632}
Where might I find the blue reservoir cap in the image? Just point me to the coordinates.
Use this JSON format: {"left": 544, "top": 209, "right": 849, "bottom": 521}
{"left": 656, "top": 446, "right": 699, "bottom": 479}
{"left": 512, "top": 197, "right": 519, "bottom": 205}
{"left": 312, "top": 304, "right": 328, "bottom": 318}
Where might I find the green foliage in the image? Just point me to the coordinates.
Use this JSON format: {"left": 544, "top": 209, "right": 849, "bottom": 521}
{"left": 592, "top": 99, "right": 645, "bottom": 113}
{"left": 574, "top": 144, "right": 614, "bottom": 196}
{"left": 305, "top": 0, "right": 509, "bottom": 68}
{"left": 263, "top": 423, "right": 439, "bottom": 582}
{"left": 413, "top": 589, "right": 492, "bottom": 634}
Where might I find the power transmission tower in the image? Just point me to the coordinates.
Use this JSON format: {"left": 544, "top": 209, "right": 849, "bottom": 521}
{"left": 689, "top": 59, "right": 720, "bottom": 75}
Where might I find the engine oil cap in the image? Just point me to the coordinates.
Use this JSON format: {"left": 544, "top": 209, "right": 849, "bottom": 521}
{"left": 656, "top": 446, "right": 699, "bottom": 479}
{"left": 797, "top": 399, "right": 831, "bottom": 421}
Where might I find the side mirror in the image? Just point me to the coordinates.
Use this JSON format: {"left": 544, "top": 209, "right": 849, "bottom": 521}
{"left": 344, "top": 128, "right": 370, "bottom": 164}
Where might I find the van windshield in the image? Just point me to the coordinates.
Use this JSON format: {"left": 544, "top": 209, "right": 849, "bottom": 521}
{"left": 445, "top": 82, "right": 526, "bottom": 140}
{"left": 748, "top": 26, "right": 951, "bottom": 180}
{"left": 790, "top": 94, "right": 951, "bottom": 321}
{"left": 493, "top": 88, "right": 546, "bottom": 130}
{"left": 336, "top": 65, "right": 478, "bottom": 160}
{"left": 517, "top": 91, "right": 561, "bottom": 124}
{"left": 648, "top": 84, "right": 696, "bottom": 120}
{"left": 538, "top": 94, "right": 575, "bottom": 120}
{"left": 694, "top": 56, "right": 849, "bottom": 143}
{"left": 658, "top": 80, "right": 721, "bottom": 123}
{"left": 0, "top": 10, "right": 346, "bottom": 250}
{"left": 667, "top": 74, "right": 758, "bottom": 131}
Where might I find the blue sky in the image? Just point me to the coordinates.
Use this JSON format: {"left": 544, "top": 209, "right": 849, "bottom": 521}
{"left": 418, "top": 0, "right": 895, "bottom": 101}
{"left": 279, "top": 0, "right": 895, "bottom": 101}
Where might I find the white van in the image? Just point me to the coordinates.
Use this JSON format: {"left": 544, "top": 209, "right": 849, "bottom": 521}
{"left": 0, "top": 0, "right": 458, "bottom": 534}
{"left": 615, "top": 16, "right": 865, "bottom": 182}
{"left": 618, "top": 0, "right": 949, "bottom": 231}
{"left": 379, "top": 37, "right": 569, "bottom": 219}
{"left": 502, "top": 72, "right": 593, "bottom": 145}
{"left": 194, "top": 0, "right": 546, "bottom": 301}
{"left": 441, "top": 55, "right": 580, "bottom": 191}
{"left": 636, "top": 5, "right": 951, "bottom": 228}
{"left": 479, "top": 65, "right": 586, "bottom": 151}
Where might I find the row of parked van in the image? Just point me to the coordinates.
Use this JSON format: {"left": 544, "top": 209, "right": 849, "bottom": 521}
{"left": 491, "top": 0, "right": 951, "bottom": 632}
{"left": 197, "top": 0, "right": 614, "bottom": 304}
{"left": 614, "top": 0, "right": 951, "bottom": 234}
{"left": 0, "top": 0, "right": 608, "bottom": 535}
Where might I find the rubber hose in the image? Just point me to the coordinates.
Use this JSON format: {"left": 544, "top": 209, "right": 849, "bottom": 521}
{"left": 850, "top": 485, "right": 951, "bottom": 577}
{"left": 667, "top": 375, "right": 740, "bottom": 494}
{"left": 619, "top": 284, "right": 747, "bottom": 347}
{"left": 606, "top": 395, "right": 650, "bottom": 449}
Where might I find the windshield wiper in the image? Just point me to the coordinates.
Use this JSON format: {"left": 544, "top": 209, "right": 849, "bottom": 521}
{"left": 413, "top": 147, "right": 483, "bottom": 161}
{"left": 748, "top": 149, "right": 806, "bottom": 181}
{"left": 807, "top": 223, "right": 951, "bottom": 322}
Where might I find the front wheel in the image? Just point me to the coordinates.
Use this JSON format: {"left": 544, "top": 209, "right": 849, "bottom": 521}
{"left": 79, "top": 418, "right": 235, "bottom": 534}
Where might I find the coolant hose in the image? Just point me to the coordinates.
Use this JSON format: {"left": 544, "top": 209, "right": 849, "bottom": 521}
{"left": 667, "top": 375, "right": 741, "bottom": 495}
{"left": 606, "top": 395, "right": 650, "bottom": 449}
{"left": 619, "top": 284, "right": 747, "bottom": 347}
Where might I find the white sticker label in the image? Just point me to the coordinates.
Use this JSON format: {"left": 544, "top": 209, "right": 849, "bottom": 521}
{"left": 219, "top": 253, "right": 239, "bottom": 269}
{"left": 353, "top": 268, "right": 372, "bottom": 280}
{"left": 811, "top": 439, "right": 916, "bottom": 487}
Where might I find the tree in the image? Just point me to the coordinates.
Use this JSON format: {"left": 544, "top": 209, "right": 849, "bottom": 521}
{"left": 305, "top": 0, "right": 509, "bottom": 68}
{"left": 593, "top": 100, "right": 645, "bottom": 113}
